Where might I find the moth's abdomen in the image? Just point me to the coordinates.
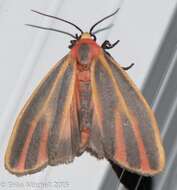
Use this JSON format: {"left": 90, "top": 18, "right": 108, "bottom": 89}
{"left": 77, "top": 80, "right": 92, "bottom": 152}
{"left": 76, "top": 56, "right": 92, "bottom": 151}
{"left": 78, "top": 81, "right": 91, "bottom": 128}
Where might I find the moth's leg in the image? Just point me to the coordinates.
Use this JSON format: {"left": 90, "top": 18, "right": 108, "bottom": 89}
{"left": 122, "top": 63, "right": 135, "bottom": 70}
{"left": 68, "top": 34, "right": 81, "bottom": 49}
{"left": 101, "top": 40, "right": 120, "bottom": 49}
{"left": 68, "top": 40, "right": 77, "bottom": 49}
{"left": 102, "top": 40, "right": 134, "bottom": 70}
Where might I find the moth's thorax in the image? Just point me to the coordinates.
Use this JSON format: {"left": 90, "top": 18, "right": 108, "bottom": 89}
{"left": 71, "top": 37, "right": 100, "bottom": 68}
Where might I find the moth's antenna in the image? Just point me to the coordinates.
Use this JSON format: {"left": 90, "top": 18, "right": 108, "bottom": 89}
{"left": 89, "top": 8, "right": 119, "bottom": 34}
{"left": 92, "top": 24, "right": 114, "bottom": 35}
{"left": 31, "top": 9, "right": 84, "bottom": 34}
{"left": 26, "top": 24, "right": 77, "bottom": 39}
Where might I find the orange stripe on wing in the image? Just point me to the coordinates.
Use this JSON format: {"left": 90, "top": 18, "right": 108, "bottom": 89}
{"left": 15, "top": 121, "right": 37, "bottom": 171}
{"left": 37, "top": 120, "right": 49, "bottom": 165}
{"left": 114, "top": 113, "right": 127, "bottom": 164}
{"left": 57, "top": 64, "right": 76, "bottom": 141}
{"left": 129, "top": 113, "right": 151, "bottom": 172}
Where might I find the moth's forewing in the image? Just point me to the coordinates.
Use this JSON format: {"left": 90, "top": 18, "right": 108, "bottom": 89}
{"left": 5, "top": 55, "right": 80, "bottom": 176}
{"left": 89, "top": 51, "right": 165, "bottom": 175}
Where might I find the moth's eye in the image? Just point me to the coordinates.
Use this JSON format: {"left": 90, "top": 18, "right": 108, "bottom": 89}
{"left": 90, "top": 34, "right": 96, "bottom": 41}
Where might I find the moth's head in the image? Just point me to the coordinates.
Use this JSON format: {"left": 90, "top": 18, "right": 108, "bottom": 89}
{"left": 80, "top": 33, "right": 91, "bottom": 39}
{"left": 68, "top": 32, "right": 96, "bottom": 49}
{"left": 80, "top": 32, "right": 95, "bottom": 40}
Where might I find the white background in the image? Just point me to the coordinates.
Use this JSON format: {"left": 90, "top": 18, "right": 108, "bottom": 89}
{"left": 0, "top": 0, "right": 176, "bottom": 190}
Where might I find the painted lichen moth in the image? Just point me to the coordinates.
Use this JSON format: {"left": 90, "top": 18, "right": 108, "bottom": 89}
{"left": 5, "top": 9, "right": 165, "bottom": 176}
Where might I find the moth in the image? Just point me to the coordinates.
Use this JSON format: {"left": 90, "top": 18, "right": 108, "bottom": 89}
{"left": 5, "top": 9, "right": 165, "bottom": 176}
